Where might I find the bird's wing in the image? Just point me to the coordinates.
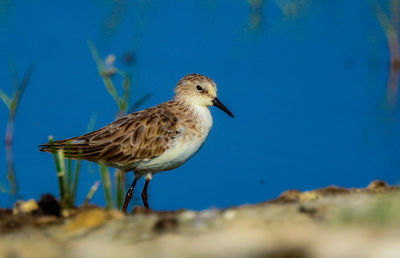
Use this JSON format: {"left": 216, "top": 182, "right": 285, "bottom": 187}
{"left": 39, "top": 103, "right": 180, "bottom": 165}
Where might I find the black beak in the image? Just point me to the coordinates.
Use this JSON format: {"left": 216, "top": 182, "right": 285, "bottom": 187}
{"left": 212, "top": 98, "right": 234, "bottom": 118}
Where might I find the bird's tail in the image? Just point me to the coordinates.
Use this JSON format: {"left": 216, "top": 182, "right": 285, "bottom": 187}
{"left": 39, "top": 137, "right": 79, "bottom": 157}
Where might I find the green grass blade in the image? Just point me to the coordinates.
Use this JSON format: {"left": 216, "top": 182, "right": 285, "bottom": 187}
{"left": 57, "top": 150, "right": 66, "bottom": 203}
{"left": 86, "top": 112, "right": 98, "bottom": 132}
{"left": 99, "top": 163, "right": 113, "bottom": 209}
{"left": 0, "top": 89, "right": 11, "bottom": 109}
{"left": 368, "top": 0, "right": 398, "bottom": 46}
{"left": 115, "top": 169, "right": 125, "bottom": 209}
{"left": 84, "top": 180, "right": 100, "bottom": 205}
{"left": 87, "top": 40, "right": 120, "bottom": 106}
{"left": 66, "top": 143, "right": 72, "bottom": 195}
{"left": 71, "top": 159, "right": 81, "bottom": 206}
{"left": 87, "top": 40, "right": 105, "bottom": 69}
{"left": 121, "top": 75, "right": 130, "bottom": 112}
{"left": 48, "top": 137, "right": 66, "bottom": 204}
{"left": 103, "top": 77, "right": 121, "bottom": 107}
{"left": 128, "top": 93, "right": 151, "bottom": 113}
{"left": 10, "top": 63, "right": 34, "bottom": 112}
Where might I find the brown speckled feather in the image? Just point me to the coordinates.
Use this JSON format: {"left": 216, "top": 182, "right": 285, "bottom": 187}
{"left": 39, "top": 100, "right": 181, "bottom": 166}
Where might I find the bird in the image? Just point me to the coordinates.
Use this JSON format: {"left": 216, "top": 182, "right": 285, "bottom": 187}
{"left": 39, "top": 73, "right": 234, "bottom": 213}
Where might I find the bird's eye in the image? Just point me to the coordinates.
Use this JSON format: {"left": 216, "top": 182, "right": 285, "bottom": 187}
{"left": 196, "top": 85, "right": 202, "bottom": 91}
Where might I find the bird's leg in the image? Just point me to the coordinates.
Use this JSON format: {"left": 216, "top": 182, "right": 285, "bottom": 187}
{"left": 141, "top": 179, "right": 150, "bottom": 209}
{"left": 141, "top": 173, "right": 152, "bottom": 209}
{"left": 122, "top": 175, "right": 139, "bottom": 213}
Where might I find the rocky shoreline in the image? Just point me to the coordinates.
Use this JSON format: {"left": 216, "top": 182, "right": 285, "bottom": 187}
{"left": 0, "top": 180, "right": 399, "bottom": 258}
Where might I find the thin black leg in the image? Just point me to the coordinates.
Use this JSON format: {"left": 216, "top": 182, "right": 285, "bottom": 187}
{"left": 122, "top": 176, "right": 139, "bottom": 213}
{"left": 141, "top": 179, "right": 150, "bottom": 209}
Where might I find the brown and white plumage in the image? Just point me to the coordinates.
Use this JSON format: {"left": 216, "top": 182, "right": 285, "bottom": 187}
{"left": 39, "top": 101, "right": 181, "bottom": 170}
{"left": 39, "top": 73, "right": 234, "bottom": 211}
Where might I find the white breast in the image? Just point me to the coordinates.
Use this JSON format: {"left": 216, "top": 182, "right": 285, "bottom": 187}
{"left": 135, "top": 105, "right": 213, "bottom": 174}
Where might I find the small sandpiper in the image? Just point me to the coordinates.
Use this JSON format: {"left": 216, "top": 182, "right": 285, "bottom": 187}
{"left": 39, "top": 74, "right": 234, "bottom": 212}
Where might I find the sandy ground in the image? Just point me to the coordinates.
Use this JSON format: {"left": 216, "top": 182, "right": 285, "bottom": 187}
{"left": 0, "top": 180, "right": 399, "bottom": 258}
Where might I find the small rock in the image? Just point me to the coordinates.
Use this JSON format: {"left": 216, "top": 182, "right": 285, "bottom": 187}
{"left": 315, "top": 186, "right": 350, "bottom": 195}
{"left": 276, "top": 189, "right": 301, "bottom": 203}
{"left": 153, "top": 216, "right": 178, "bottom": 233}
{"left": 299, "top": 191, "right": 318, "bottom": 201}
{"left": 223, "top": 210, "right": 236, "bottom": 220}
{"left": 13, "top": 199, "right": 38, "bottom": 215}
{"left": 38, "top": 194, "right": 61, "bottom": 217}
{"left": 180, "top": 210, "right": 196, "bottom": 221}
{"left": 298, "top": 205, "right": 318, "bottom": 216}
{"left": 367, "top": 180, "right": 388, "bottom": 192}
{"left": 65, "top": 208, "right": 109, "bottom": 232}
{"left": 130, "top": 206, "right": 153, "bottom": 215}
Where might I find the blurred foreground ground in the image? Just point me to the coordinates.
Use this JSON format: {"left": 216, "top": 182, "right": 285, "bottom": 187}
{"left": 0, "top": 180, "right": 399, "bottom": 258}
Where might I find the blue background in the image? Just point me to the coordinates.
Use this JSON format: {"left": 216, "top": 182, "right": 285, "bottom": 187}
{"left": 0, "top": 1, "right": 399, "bottom": 210}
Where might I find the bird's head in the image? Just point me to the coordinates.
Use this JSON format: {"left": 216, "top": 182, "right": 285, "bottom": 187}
{"left": 174, "top": 74, "right": 234, "bottom": 118}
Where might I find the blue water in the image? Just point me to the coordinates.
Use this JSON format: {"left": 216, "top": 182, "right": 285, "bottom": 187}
{"left": 0, "top": 1, "right": 399, "bottom": 210}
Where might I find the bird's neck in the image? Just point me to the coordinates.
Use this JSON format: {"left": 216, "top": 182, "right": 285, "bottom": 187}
{"left": 173, "top": 99, "right": 213, "bottom": 135}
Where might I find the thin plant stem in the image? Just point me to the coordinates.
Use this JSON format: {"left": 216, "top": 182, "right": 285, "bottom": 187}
{"left": 87, "top": 40, "right": 120, "bottom": 106}
{"left": 49, "top": 137, "right": 67, "bottom": 208}
{"left": 49, "top": 114, "right": 96, "bottom": 209}
{"left": 66, "top": 144, "right": 72, "bottom": 203}
{"left": 115, "top": 169, "right": 125, "bottom": 209}
{"left": 369, "top": 0, "right": 399, "bottom": 62}
{"left": 99, "top": 163, "right": 113, "bottom": 209}
{"left": 1, "top": 63, "right": 34, "bottom": 197}
{"left": 5, "top": 116, "right": 16, "bottom": 196}
{"left": 71, "top": 159, "right": 81, "bottom": 206}
{"left": 129, "top": 93, "right": 152, "bottom": 113}
{"left": 57, "top": 150, "right": 66, "bottom": 206}
{"left": 387, "top": 66, "right": 400, "bottom": 111}
{"left": 84, "top": 180, "right": 100, "bottom": 205}
{"left": 368, "top": 0, "right": 400, "bottom": 110}
{"left": 121, "top": 75, "right": 130, "bottom": 111}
